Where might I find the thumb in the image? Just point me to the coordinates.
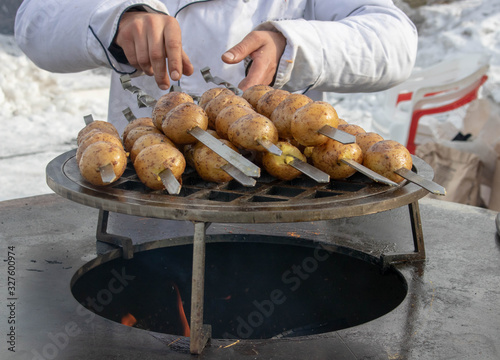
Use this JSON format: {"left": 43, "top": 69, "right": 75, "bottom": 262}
{"left": 222, "top": 34, "right": 259, "bottom": 64}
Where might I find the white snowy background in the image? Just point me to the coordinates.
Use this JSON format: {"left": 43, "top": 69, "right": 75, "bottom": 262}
{"left": 0, "top": 0, "right": 499, "bottom": 201}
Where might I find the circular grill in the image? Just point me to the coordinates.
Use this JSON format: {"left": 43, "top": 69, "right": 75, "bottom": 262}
{"left": 46, "top": 149, "right": 431, "bottom": 223}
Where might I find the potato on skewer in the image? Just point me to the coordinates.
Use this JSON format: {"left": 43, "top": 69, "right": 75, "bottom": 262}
{"left": 192, "top": 140, "right": 240, "bottom": 183}
{"left": 311, "top": 139, "right": 363, "bottom": 180}
{"left": 356, "top": 132, "right": 384, "bottom": 154}
{"left": 242, "top": 84, "right": 273, "bottom": 109}
{"left": 228, "top": 113, "right": 279, "bottom": 153}
{"left": 77, "top": 120, "right": 120, "bottom": 145}
{"left": 256, "top": 89, "right": 290, "bottom": 118}
{"left": 130, "top": 133, "right": 175, "bottom": 163}
{"left": 363, "top": 140, "right": 412, "bottom": 183}
{"left": 134, "top": 143, "right": 186, "bottom": 191}
{"left": 204, "top": 93, "right": 252, "bottom": 129}
{"left": 122, "top": 117, "right": 155, "bottom": 143}
{"left": 124, "top": 126, "right": 163, "bottom": 152}
{"left": 161, "top": 103, "right": 209, "bottom": 145}
{"left": 76, "top": 131, "right": 124, "bottom": 165}
{"left": 152, "top": 91, "right": 194, "bottom": 130}
{"left": 261, "top": 141, "right": 307, "bottom": 181}
{"left": 215, "top": 104, "right": 256, "bottom": 140}
{"left": 291, "top": 101, "right": 340, "bottom": 146}
{"left": 198, "top": 87, "right": 233, "bottom": 110}
{"left": 79, "top": 141, "right": 127, "bottom": 186}
{"left": 270, "top": 94, "right": 313, "bottom": 140}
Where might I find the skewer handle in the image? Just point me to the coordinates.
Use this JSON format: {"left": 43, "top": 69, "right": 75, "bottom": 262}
{"left": 158, "top": 168, "right": 182, "bottom": 195}
{"left": 99, "top": 163, "right": 117, "bottom": 184}
{"left": 393, "top": 167, "right": 446, "bottom": 195}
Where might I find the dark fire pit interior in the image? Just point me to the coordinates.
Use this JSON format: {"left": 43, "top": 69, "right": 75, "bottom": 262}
{"left": 71, "top": 235, "right": 407, "bottom": 340}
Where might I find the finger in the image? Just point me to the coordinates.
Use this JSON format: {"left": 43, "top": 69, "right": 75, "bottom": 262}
{"left": 147, "top": 27, "right": 169, "bottom": 90}
{"left": 222, "top": 32, "right": 262, "bottom": 64}
{"left": 181, "top": 49, "right": 194, "bottom": 76}
{"left": 238, "top": 57, "right": 272, "bottom": 91}
{"left": 163, "top": 20, "right": 183, "bottom": 82}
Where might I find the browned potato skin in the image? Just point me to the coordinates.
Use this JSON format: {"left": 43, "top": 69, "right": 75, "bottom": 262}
{"left": 130, "top": 133, "right": 175, "bottom": 163}
{"left": 356, "top": 132, "right": 384, "bottom": 154}
{"left": 227, "top": 113, "right": 279, "bottom": 152}
{"left": 77, "top": 120, "right": 120, "bottom": 145}
{"left": 261, "top": 141, "right": 306, "bottom": 181}
{"left": 291, "top": 101, "right": 339, "bottom": 146}
{"left": 152, "top": 92, "right": 194, "bottom": 130}
{"left": 337, "top": 118, "right": 348, "bottom": 126}
{"left": 161, "top": 103, "right": 208, "bottom": 145}
{"left": 193, "top": 139, "right": 239, "bottom": 183}
{"left": 76, "top": 131, "right": 124, "bottom": 164}
{"left": 242, "top": 84, "right": 274, "bottom": 108}
{"left": 215, "top": 104, "right": 256, "bottom": 140}
{"left": 270, "top": 93, "right": 313, "bottom": 140}
{"left": 133, "top": 143, "right": 186, "bottom": 190}
{"left": 338, "top": 124, "right": 366, "bottom": 136}
{"left": 256, "top": 89, "right": 290, "bottom": 118}
{"left": 198, "top": 88, "right": 233, "bottom": 110}
{"left": 311, "top": 139, "right": 363, "bottom": 180}
{"left": 204, "top": 93, "right": 252, "bottom": 129}
{"left": 122, "top": 117, "right": 155, "bottom": 143}
{"left": 79, "top": 141, "right": 127, "bottom": 186}
{"left": 363, "top": 140, "right": 412, "bottom": 183}
{"left": 124, "top": 126, "right": 162, "bottom": 152}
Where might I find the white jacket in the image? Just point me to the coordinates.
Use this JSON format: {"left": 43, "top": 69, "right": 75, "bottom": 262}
{"left": 15, "top": 0, "right": 417, "bottom": 133}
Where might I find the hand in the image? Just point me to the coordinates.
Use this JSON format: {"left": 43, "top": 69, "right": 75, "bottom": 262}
{"left": 115, "top": 11, "right": 194, "bottom": 90}
{"left": 222, "top": 30, "right": 286, "bottom": 92}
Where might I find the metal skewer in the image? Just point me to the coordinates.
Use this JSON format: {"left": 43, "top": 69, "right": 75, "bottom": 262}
{"left": 286, "top": 156, "right": 330, "bottom": 183}
{"left": 394, "top": 167, "right": 446, "bottom": 196}
{"left": 158, "top": 168, "right": 182, "bottom": 195}
{"left": 200, "top": 67, "right": 243, "bottom": 96}
{"left": 221, "top": 164, "right": 257, "bottom": 187}
{"left": 188, "top": 126, "right": 260, "bottom": 178}
{"left": 83, "top": 114, "right": 94, "bottom": 125}
{"left": 99, "top": 164, "right": 117, "bottom": 184}
{"left": 122, "top": 107, "right": 137, "bottom": 122}
{"left": 257, "top": 139, "right": 283, "bottom": 156}
{"left": 340, "top": 159, "right": 399, "bottom": 186}
{"left": 317, "top": 125, "right": 356, "bottom": 144}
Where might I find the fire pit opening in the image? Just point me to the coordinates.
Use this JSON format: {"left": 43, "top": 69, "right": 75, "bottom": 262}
{"left": 71, "top": 234, "right": 407, "bottom": 339}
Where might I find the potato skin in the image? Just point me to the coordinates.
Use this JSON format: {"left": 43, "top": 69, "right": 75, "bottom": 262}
{"left": 256, "top": 89, "right": 290, "bottom": 118}
{"left": 79, "top": 141, "right": 127, "bottom": 186}
{"left": 270, "top": 94, "right": 313, "bottom": 140}
{"left": 204, "top": 93, "right": 252, "bottom": 129}
{"left": 193, "top": 139, "right": 238, "bottom": 183}
{"left": 152, "top": 92, "right": 194, "bottom": 130}
{"left": 356, "top": 132, "right": 384, "bottom": 154}
{"left": 76, "top": 131, "right": 124, "bottom": 164}
{"left": 130, "top": 133, "right": 175, "bottom": 163}
{"left": 261, "top": 141, "right": 306, "bottom": 181}
{"left": 227, "top": 113, "right": 279, "bottom": 151}
{"left": 122, "top": 117, "right": 155, "bottom": 143}
{"left": 134, "top": 143, "right": 186, "bottom": 190}
{"left": 242, "top": 84, "right": 273, "bottom": 109}
{"left": 161, "top": 102, "right": 208, "bottom": 145}
{"left": 198, "top": 87, "right": 233, "bottom": 110}
{"left": 77, "top": 120, "right": 120, "bottom": 145}
{"left": 291, "top": 101, "right": 339, "bottom": 146}
{"left": 338, "top": 123, "right": 366, "bottom": 136}
{"left": 215, "top": 104, "right": 256, "bottom": 140}
{"left": 363, "top": 140, "right": 412, "bottom": 183}
{"left": 123, "top": 126, "right": 163, "bottom": 152}
{"left": 311, "top": 139, "right": 363, "bottom": 180}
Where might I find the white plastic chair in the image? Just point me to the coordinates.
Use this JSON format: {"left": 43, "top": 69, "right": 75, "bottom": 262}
{"left": 371, "top": 53, "right": 490, "bottom": 153}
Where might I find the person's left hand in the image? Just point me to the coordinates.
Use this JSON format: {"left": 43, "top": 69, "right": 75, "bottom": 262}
{"left": 221, "top": 30, "right": 286, "bottom": 91}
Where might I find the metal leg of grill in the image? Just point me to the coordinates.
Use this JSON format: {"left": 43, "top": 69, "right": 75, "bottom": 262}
{"left": 190, "top": 221, "right": 212, "bottom": 354}
{"left": 381, "top": 200, "right": 426, "bottom": 268}
{"left": 95, "top": 210, "right": 134, "bottom": 259}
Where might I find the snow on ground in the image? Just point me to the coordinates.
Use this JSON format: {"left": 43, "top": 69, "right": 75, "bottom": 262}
{"left": 0, "top": 0, "right": 499, "bottom": 201}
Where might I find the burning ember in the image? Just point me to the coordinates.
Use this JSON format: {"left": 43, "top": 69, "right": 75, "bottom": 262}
{"left": 121, "top": 313, "right": 137, "bottom": 327}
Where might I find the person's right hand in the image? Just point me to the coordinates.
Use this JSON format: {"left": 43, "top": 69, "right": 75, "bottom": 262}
{"left": 115, "top": 11, "right": 194, "bottom": 90}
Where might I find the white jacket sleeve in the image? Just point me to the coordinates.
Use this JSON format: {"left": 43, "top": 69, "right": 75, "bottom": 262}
{"left": 15, "top": 0, "right": 167, "bottom": 74}
{"left": 257, "top": 0, "right": 418, "bottom": 93}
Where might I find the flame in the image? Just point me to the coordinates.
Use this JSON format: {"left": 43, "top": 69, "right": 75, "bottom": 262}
{"left": 121, "top": 313, "right": 137, "bottom": 327}
{"left": 172, "top": 283, "right": 190, "bottom": 337}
